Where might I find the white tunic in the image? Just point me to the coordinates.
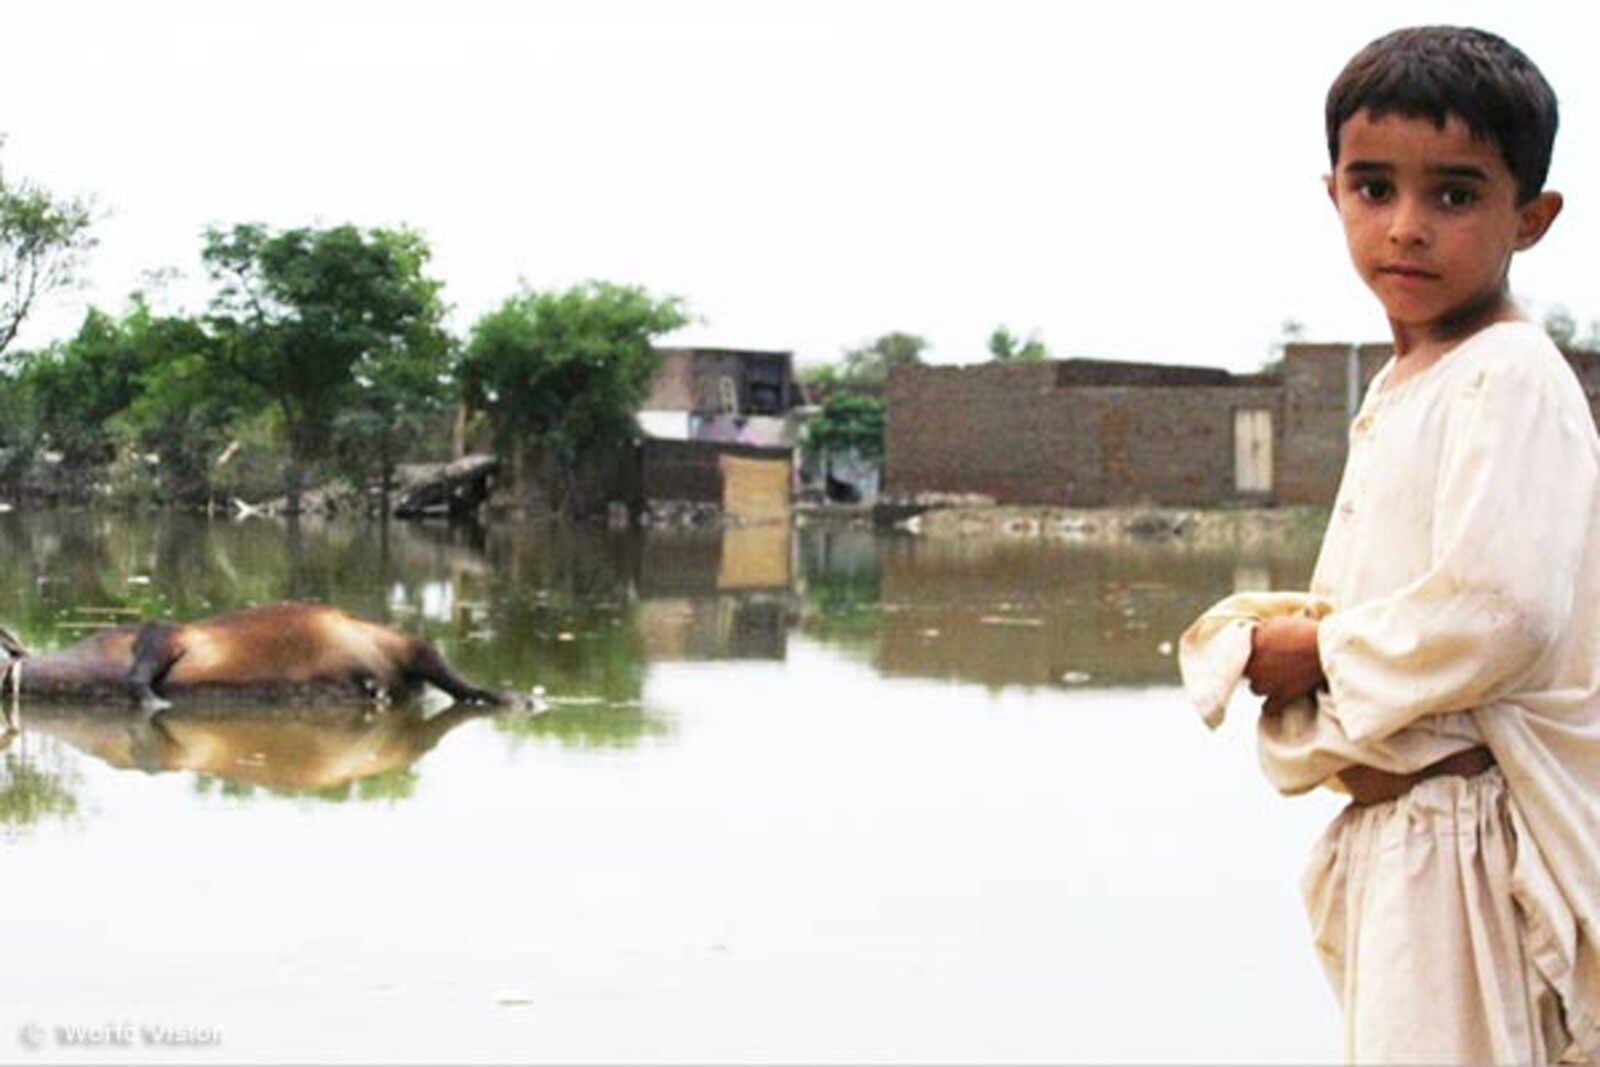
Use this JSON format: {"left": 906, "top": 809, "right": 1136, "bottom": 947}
{"left": 1183, "top": 321, "right": 1600, "bottom": 1061}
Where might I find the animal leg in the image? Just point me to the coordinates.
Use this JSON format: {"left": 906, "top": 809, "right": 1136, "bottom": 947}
{"left": 3, "top": 659, "right": 19, "bottom": 732}
{"left": 407, "top": 640, "right": 503, "bottom": 706}
{"left": 0, "top": 660, "right": 16, "bottom": 747}
{"left": 126, "top": 715, "right": 179, "bottom": 774}
{"left": 128, "top": 623, "right": 180, "bottom": 717}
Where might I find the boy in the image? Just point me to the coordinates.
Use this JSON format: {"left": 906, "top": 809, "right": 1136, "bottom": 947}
{"left": 1243, "top": 25, "right": 1598, "bottom": 1063}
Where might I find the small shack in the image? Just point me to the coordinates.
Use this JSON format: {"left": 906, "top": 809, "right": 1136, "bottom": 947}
{"left": 636, "top": 347, "right": 804, "bottom": 521}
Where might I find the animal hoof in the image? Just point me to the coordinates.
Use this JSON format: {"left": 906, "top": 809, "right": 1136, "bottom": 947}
{"left": 501, "top": 689, "right": 548, "bottom": 715}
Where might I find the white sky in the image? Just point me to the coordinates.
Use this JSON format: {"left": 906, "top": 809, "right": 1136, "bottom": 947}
{"left": 3, "top": 0, "right": 1598, "bottom": 374}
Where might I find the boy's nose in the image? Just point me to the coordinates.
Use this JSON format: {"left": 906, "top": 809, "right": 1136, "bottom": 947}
{"left": 1386, "top": 197, "right": 1431, "bottom": 247}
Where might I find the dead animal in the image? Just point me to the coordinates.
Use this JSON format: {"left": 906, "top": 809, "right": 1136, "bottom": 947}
{"left": 0, "top": 601, "right": 525, "bottom": 720}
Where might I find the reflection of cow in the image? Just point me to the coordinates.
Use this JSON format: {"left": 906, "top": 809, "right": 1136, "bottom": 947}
{"left": 0, "top": 602, "right": 525, "bottom": 722}
{"left": 25, "top": 702, "right": 496, "bottom": 794}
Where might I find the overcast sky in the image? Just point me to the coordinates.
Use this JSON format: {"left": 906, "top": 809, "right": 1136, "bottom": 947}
{"left": 4, "top": 0, "right": 1598, "bottom": 373}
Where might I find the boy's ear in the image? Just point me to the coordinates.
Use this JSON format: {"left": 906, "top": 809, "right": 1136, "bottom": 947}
{"left": 1515, "top": 190, "right": 1564, "bottom": 251}
{"left": 1323, "top": 173, "right": 1338, "bottom": 208}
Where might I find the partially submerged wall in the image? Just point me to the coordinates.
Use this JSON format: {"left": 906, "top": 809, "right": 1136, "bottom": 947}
{"left": 885, "top": 361, "right": 1281, "bottom": 507}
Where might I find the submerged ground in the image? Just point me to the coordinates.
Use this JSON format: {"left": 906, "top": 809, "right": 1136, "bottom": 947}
{"left": 0, "top": 512, "right": 1341, "bottom": 1063}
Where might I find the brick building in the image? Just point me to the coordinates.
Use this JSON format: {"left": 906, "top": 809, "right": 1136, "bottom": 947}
{"left": 1273, "top": 343, "right": 1390, "bottom": 505}
{"left": 636, "top": 347, "right": 804, "bottom": 520}
{"left": 886, "top": 357, "right": 1284, "bottom": 507}
{"left": 884, "top": 343, "right": 1600, "bottom": 509}
{"left": 639, "top": 347, "right": 804, "bottom": 447}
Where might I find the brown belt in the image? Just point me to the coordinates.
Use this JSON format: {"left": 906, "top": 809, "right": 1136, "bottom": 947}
{"left": 1338, "top": 746, "right": 1496, "bottom": 807}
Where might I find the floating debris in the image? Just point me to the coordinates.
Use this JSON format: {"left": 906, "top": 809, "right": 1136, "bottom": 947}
{"left": 979, "top": 615, "right": 1044, "bottom": 628}
{"left": 1156, "top": 640, "right": 1175, "bottom": 657}
{"left": 1061, "top": 670, "right": 1093, "bottom": 685}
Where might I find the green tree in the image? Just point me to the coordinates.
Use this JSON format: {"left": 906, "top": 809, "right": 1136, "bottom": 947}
{"left": 331, "top": 311, "right": 457, "bottom": 513}
{"left": 201, "top": 223, "right": 452, "bottom": 513}
{"left": 119, "top": 307, "right": 260, "bottom": 502}
{"left": 987, "top": 324, "right": 1049, "bottom": 362}
{"left": 803, "top": 391, "right": 887, "bottom": 464}
{"left": 796, "top": 360, "right": 843, "bottom": 405}
{"left": 802, "top": 391, "right": 887, "bottom": 506}
{"left": 0, "top": 138, "right": 96, "bottom": 360}
{"left": 838, "top": 330, "right": 927, "bottom": 386}
{"left": 798, "top": 331, "right": 926, "bottom": 405}
{"left": 9, "top": 296, "right": 253, "bottom": 501}
{"left": 1545, "top": 306, "right": 1578, "bottom": 348}
{"left": 459, "top": 281, "right": 689, "bottom": 512}
{"left": 22, "top": 304, "right": 160, "bottom": 466}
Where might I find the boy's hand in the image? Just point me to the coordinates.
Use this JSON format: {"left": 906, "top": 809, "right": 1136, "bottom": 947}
{"left": 1244, "top": 615, "right": 1326, "bottom": 715}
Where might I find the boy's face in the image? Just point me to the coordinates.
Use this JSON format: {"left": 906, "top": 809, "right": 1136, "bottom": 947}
{"left": 1326, "top": 110, "right": 1562, "bottom": 341}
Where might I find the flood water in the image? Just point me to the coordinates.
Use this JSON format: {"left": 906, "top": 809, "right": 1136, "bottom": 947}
{"left": 0, "top": 511, "right": 1345, "bottom": 1063}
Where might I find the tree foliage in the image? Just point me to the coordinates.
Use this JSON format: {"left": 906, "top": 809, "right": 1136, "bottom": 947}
{"left": 803, "top": 391, "right": 887, "bottom": 463}
{"left": 839, "top": 330, "right": 927, "bottom": 386}
{"left": 4, "top": 295, "right": 254, "bottom": 499}
{"left": 1543, "top": 305, "right": 1600, "bottom": 352}
{"left": 801, "top": 330, "right": 927, "bottom": 404}
{"left": 459, "top": 281, "right": 688, "bottom": 508}
{"left": 987, "top": 324, "right": 1049, "bottom": 362}
{"left": 22, "top": 307, "right": 159, "bottom": 466}
{"left": 201, "top": 223, "right": 452, "bottom": 510}
{"left": 0, "top": 139, "right": 95, "bottom": 360}
{"left": 118, "top": 305, "right": 258, "bottom": 499}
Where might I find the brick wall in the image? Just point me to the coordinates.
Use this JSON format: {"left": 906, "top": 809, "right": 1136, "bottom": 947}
{"left": 882, "top": 343, "right": 1600, "bottom": 510}
{"left": 641, "top": 439, "right": 793, "bottom": 509}
{"left": 1275, "top": 343, "right": 1389, "bottom": 505}
{"left": 644, "top": 351, "right": 697, "bottom": 410}
{"left": 885, "top": 361, "right": 1281, "bottom": 507}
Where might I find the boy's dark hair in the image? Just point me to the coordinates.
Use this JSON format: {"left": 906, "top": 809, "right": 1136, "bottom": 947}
{"left": 1326, "top": 25, "right": 1559, "bottom": 203}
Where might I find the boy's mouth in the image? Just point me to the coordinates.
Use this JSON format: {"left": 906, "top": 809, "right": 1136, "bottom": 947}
{"left": 1377, "top": 264, "right": 1441, "bottom": 281}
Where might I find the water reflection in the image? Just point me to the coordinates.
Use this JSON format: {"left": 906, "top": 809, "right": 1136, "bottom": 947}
{"left": 794, "top": 525, "right": 1318, "bottom": 688}
{"left": 638, "top": 526, "right": 794, "bottom": 662}
{"left": 0, "top": 512, "right": 1339, "bottom": 1061}
{"left": 0, "top": 512, "right": 1321, "bottom": 809}
{"left": 20, "top": 702, "right": 496, "bottom": 801}
{"left": 0, "top": 738, "right": 82, "bottom": 832}
{"left": 871, "top": 535, "right": 1316, "bottom": 688}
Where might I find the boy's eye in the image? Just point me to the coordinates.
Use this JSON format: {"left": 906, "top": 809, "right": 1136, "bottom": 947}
{"left": 1438, "top": 186, "right": 1478, "bottom": 208}
{"left": 1354, "top": 179, "right": 1393, "bottom": 203}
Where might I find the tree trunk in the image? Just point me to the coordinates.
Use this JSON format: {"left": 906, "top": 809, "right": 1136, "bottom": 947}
{"left": 283, "top": 405, "right": 307, "bottom": 515}
{"left": 451, "top": 403, "right": 468, "bottom": 461}
{"left": 284, "top": 453, "right": 305, "bottom": 515}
